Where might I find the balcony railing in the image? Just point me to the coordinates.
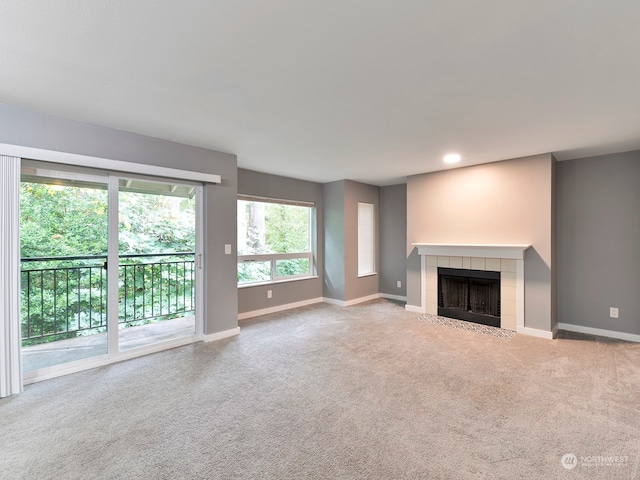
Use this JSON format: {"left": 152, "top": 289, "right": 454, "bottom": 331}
{"left": 20, "top": 252, "right": 195, "bottom": 346}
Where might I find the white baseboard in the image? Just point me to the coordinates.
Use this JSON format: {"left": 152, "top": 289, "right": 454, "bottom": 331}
{"left": 517, "top": 326, "right": 554, "bottom": 339}
{"left": 558, "top": 323, "right": 640, "bottom": 343}
{"left": 380, "top": 293, "right": 407, "bottom": 302}
{"left": 201, "top": 327, "right": 241, "bottom": 342}
{"left": 322, "top": 293, "right": 381, "bottom": 307}
{"left": 405, "top": 304, "right": 426, "bottom": 314}
{"left": 240, "top": 294, "right": 404, "bottom": 320}
{"left": 342, "top": 293, "right": 381, "bottom": 306}
{"left": 238, "top": 298, "right": 323, "bottom": 320}
{"left": 322, "top": 297, "right": 346, "bottom": 307}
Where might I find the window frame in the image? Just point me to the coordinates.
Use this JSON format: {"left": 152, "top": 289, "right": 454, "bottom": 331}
{"left": 237, "top": 195, "right": 316, "bottom": 286}
{"left": 357, "top": 201, "right": 376, "bottom": 277}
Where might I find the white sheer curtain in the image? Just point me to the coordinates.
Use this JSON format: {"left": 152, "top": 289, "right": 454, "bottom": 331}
{"left": 0, "top": 155, "right": 23, "bottom": 397}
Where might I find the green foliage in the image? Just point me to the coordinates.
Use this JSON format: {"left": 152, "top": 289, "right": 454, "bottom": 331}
{"left": 275, "top": 258, "right": 310, "bottom": 277}
{"left": 20, "top": 182, "right": 197, "bottom": 345}
{"left": 20, "top": 184, "right": 196, "bottom": 258}
{"left": 264, "top": 204, "right": 310, "bottom": 254}
{"left": 119, "top": 261, "right": 195, "bottom": 326}
{"left": 237, "top": 261, "right": 271, "bottom": 284}
{"left": 119, "top": 191, "right": 195, "bottom": 254}
{"left": 20, "top": 183, "right": 108, "bottom": 257}
{"left": 21, "top": 265, "right": 107, "bottom": 346}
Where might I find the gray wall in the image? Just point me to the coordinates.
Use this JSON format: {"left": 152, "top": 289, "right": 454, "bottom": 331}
{"left": 322, "top": 180, "right": 380, "bottom": 302}
{"left": 322, "top": 181, "right": 346, "bottom": 300}
{"left": 237, "top": 168, "right": 324, "bottom": 314}
{"left": 557, "top": 151, "right": 640, "bottom": 335}
{"left": 0, "top": 104, "right": 238, "bottom": 334}
{"left": 344, "top": 180, "right": 380, "bottom": 301}
{"left": 406, "top": 154, "right": 555, "bottom": 332}
{"left": 379, "top": 184, "right": 407, "bottom": 298}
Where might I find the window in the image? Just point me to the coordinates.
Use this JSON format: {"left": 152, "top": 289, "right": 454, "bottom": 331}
{"left": 357, "top": 202, "right": 375, "bottom": 276}
{"left": 237, "top": 196, "right": 315, "bottom": 285}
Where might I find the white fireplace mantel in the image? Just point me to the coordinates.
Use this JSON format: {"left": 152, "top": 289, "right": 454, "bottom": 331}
{"left": 412, "top": 243, "right": 531, "bottom": 259}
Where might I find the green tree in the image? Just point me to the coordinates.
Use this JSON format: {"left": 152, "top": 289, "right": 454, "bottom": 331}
{"left": 19, "top": 182, "right": 197, "bottom": 345}
{"left": 20, "top": 183, "right": 108, "bottom": 257}
{"left": 20, "top": 184, "right": 196, "bottom": 258}
{"left": 118, "top": 191, "right": 195, "bottom": 254}
{"left": 265, "top": 204, "right": 310, "bottom": 254}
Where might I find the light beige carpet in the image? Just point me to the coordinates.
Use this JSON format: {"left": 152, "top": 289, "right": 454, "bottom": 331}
{"left": 1, "top": 299, "right": 639, "bottom": 479}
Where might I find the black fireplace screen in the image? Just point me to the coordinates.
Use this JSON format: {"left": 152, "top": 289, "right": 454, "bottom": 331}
{"left": 440, "top": 276, "right": 468, "bottom": 310}
{"left": 438, "top": 268, "right": 500, "bottom": 327}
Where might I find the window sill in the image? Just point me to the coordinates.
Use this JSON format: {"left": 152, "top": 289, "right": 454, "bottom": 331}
{"left": 238, "top": 275, "right": 319, "bottom": 289}
{"left": 357, "top": 272, "right": 378, "bottom": 278}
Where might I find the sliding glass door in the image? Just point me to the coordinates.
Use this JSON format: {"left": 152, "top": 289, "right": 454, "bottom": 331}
{"left": 117, "top": 178, "right": 198, "bottom": 351}
{"left": 20, "top": 162, "right": 203, "bottom": 377}
{"left": 20, "top": 164, "right": 110, "bottom": 371}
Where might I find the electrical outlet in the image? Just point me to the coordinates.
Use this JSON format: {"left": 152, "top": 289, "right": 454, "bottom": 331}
{"left": 610, "top": 307, "right": 619, "bottom": 318}
{"left": 397, "top": 280, "right": 402, "bottom": 288}
{"left": 267, "top": 290, "right": 272, "bottom": 299}
{"left": 224, "top": 244, "right": 232, "bottom": 255}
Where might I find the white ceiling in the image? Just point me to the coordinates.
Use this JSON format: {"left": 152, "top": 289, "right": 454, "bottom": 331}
{"left": 1, "top": 1, "right": 639, "bottom": 185}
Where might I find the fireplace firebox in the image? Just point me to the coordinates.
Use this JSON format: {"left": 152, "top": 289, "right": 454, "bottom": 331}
{"left": 438, "top": 268, "right": 500, "bottom": 327}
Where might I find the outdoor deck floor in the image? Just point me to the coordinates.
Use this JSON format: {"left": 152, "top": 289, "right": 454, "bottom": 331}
{"left": 22, "top": 316, "right": 196, "bottom": 372}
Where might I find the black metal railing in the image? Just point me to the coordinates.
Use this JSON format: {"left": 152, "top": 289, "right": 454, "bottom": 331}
{"left": 20, "top": 252, "right": 195, "bottom": 345}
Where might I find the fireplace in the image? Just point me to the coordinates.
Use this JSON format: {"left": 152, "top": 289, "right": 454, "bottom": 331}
{"left": 438, "top": 268, "right": 500, "bottom": 327}
{"left": 410, "top": 243, "right": 531, "bottom": 333}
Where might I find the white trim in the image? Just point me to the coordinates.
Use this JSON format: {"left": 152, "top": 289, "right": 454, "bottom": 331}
{"left": 516, "top": 326, "right": 555, "bottom": 340}
{"left": 516, "top": 259, "right": 525, "bottom": 329}
{"left": 558, "top": 323, "right": 640, "bottom": 343}
{"left": 323, "top": 297, "right": 347, "bottom": 307}
{"left": 23, "top": 335, "right": 199, "bottom": 385}
{"left": 238, "top": 298, "right": 323, "bottom": 320}
{"left": 420, "top": 254, "right": 426, "bottom": 313}
{"left": 0, "top": 143, "right": 221, "bottom": 184}
{"left": 380, "top": 293, "right": 407, "bottom": 302}
{"left": 201, "top": 327, "right": 241, "bottom": 343}
{"left": 346, "top": 293, "right": 381, "bottom": 306}
{"left": 405, "top": 304, "right": 426, "bottom": 313}
{"left": 413, "top": 243, "right": 531, "bottom": 259}
{"left": 107, "top": 175, "right": 120, "bottom": 356}
{"left": 357, "top": 272, "right": 378, "bottom": 278}
{"left": 323, "top": 293, "right": 381, "bottom": 307}
{"left": 195, "top": 186, "right": 205, "bottom": 339}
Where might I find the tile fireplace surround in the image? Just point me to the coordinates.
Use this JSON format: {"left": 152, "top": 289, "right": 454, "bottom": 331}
{"left": 411, "top": 244, "right": 531, "bottom": 334}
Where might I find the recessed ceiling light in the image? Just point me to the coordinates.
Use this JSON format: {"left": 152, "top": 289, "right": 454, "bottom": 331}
{"left": 443, "top": 153, "right": 461, "bottom": 164}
